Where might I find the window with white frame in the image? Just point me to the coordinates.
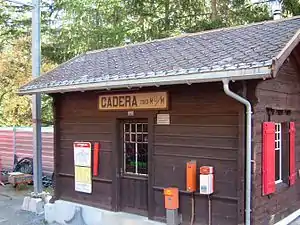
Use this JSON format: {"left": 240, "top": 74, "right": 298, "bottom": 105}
{"left": 275, "top": 123, "right": 282, "bottom": 184}
{"left": 123, "top": 123, "right": 148, "bottom": 176}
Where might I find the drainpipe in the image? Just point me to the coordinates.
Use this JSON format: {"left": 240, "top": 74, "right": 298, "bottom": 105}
{"left": 222, "top": 79, "right": 252, "bottom": 225}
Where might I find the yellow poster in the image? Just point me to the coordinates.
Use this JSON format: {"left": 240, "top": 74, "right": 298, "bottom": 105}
{"left": 74, "top": 166, "right": 92, "bottom": 193}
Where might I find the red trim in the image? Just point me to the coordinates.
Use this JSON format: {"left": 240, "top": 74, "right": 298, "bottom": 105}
{"left": 289, "top": 122, "right": 296, "bottom": 186}
{"left": 93, "top": 142, "right": 100, "bottom": 176}
{"left": 262, "top": 122, "right": 276, "bottom": 195}
{"left": 73, "top": 142, "right": 91, "bottom": 148}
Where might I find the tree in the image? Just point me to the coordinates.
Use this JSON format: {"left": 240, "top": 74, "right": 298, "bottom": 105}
{"left": 282, "top": 0, "right": 300, "bottom": 16}
{"left": 43, "top": 0, "right": 273, "bottom": 64}
{"left": 0, "top": 37, "right": 56, "bottom": 126}
{"left": 0, "top": 1, "right": 31, "bottom": 51}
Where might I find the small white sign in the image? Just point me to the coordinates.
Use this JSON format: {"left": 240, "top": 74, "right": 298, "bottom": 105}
{"left": 157, "top": 114, "right": 170, "bottom": 125}
{"left": 75, "top": 183, "right": 92, "bottom": 193}
{"left": 74, "top": 142, "right": 92, "bottom": 167}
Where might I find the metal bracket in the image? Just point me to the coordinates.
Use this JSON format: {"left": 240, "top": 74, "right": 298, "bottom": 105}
{"left": 64, "top": 206, "right": 87, "bottom": 225}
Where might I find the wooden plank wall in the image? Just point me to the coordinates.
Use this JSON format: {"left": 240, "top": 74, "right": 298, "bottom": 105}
{"left": 152, "top": 84, "right": 243, "bottom": 225}
{"left": 54, "top": 82, "right": 244, "bottom": 225}
{"left": 54, "top": 92, "right": 114, "bottom": 210}
{"left": 251, "top": 57, "right": 300, "bottom": 225}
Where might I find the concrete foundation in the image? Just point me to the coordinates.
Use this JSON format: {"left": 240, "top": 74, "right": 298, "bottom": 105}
{"left": 21, "top": 192, "right": 52, "bottom": 215}
{"left": 45, "top": 200, "right": 166, "bottom": 225}
{"left": 22, "top": 196, "right": 44, "bottom": 214}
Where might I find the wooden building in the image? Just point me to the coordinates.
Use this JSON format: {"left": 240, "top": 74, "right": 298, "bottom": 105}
{"left": 20, "top": 17, "right": 300, "bottom": 225}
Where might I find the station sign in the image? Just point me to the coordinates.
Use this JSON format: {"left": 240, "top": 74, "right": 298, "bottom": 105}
{"left": 98, "top": 92, "right": 168, "bottom": 110}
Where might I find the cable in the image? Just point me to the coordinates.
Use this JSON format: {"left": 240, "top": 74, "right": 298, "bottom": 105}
{"left": 208, "top": 194, "right": 212, "bottom": 225}
{"left": 190, "top": 192, "right": 195, "bottom": 225}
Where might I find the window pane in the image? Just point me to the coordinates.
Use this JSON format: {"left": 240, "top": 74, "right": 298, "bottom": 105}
{"left": 137, "top": 134, "right": 143, "bottom": 142}
{"left": 137, "top": 143, "right": 148, "bottom": 174}
{"left": 125, "top": 143, "right": 136, "bottom": 173}
{"left": 143, "top": 134, "right": 148, "bottom": 143}
{"left": 131, "top": 134, "right": 136, "bottom": 142}
{"left": 137, "top": 124, "right": 143, "bottom": 132}
{"left": 275, "top": 150, "right": 280, "bottom": 181}
{"left": 143, "top": 124, "right": 148, "bottom": 133}
{"left": 131, "top": 124, "right": 136, "bottom": 132}
{"left": 125, "top": 133, "right": 130, "bottom": 142}
{"left": 125, "top": 124, "right": 130, "bottom": 132}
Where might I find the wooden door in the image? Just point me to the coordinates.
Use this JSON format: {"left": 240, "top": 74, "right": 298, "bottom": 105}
{"left": 119, "top": 121, "right": 148, "bottom": 216}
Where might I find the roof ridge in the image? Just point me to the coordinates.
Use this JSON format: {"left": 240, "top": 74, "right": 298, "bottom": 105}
{"left": 85, "top": 15, "right": 300, "bottom": 56}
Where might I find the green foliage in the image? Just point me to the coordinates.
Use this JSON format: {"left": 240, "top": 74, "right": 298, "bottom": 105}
{"left": 0, "top": 37, "right": 56, "bottom": 126}
{"left": 282, "top": 0, "right": 300, "bottom": 16}
{"left": 0, "top": 1, "right": 31, "bottom": 50}
{"left": 43, "top": 0, "right": 297, "bottom": 63}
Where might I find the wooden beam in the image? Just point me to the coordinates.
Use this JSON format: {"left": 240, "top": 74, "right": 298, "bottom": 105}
{"left": 147, "top": 115, "right": 155, "bottom": 220}
{"left": 50, "top": 94, "right": 60, "bottom": 203}
{"left": 290, "top": 52, "right": 300, "bottom": 74}
{"left": 289, "top": 43, "right": 300, "bottom": 73}
{"left": 111, "top": 119, "right": 120, "bottom": 212}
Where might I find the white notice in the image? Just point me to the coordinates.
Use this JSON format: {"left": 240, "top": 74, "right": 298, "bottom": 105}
{"left": 157, "top": 114, "right": 170, "bottom": 125}
{"left": 73, "top": 142, "right": 92, "bottom": 167}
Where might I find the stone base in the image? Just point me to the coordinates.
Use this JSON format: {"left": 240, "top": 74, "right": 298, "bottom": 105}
{"left": 274, "top": 208, "right": 300, "bottom": 225}
{"left": 22, "top": 196, "right": 44, "bottom": 214}
{"left": 45, "top": 200, "right": 166, "bottom": 225}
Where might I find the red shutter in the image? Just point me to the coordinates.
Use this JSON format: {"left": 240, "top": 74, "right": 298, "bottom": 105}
{"left": 262, "top": 122, "right": 276, "bottom": 195}
{"left": 289, "top": 122, "right": 296, "bottom": 186}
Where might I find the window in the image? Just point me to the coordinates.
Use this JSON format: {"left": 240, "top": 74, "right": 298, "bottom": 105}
{"left": 275, "top": 123, "right": 282, "bottom": 184}
{"left": 262, "top": 111, "right": 296, "bottom": 195}
{"left": 123, "top": 123, "right": 148, "bottom": 176}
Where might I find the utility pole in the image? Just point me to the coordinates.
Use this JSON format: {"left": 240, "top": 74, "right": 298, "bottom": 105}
{"left": 31, "top": 0, "right": 43, "bottom": 195}
{"left": 5, "top": 0, "right": 42, "bottom": 194}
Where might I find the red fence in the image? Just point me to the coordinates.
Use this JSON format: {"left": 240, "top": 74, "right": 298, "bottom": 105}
{"left": 0, "top": 127, "right": 54, "bottom": 175}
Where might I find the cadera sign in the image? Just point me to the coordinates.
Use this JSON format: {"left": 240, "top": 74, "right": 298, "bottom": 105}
{"left": 98, "top": 92, "right": 168, "bottom": 110}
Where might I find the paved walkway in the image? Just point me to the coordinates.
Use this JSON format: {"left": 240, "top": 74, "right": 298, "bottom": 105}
{"left": 0, "top": 185, "right": 49, "bottom": 225}
{"left": 290, "top": 217, "right": 300, "bottom": 225}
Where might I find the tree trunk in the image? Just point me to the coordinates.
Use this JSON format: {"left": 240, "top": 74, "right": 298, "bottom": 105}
{"left": 211, "top": 0, "right": 217, "bottom": 20}
{"left": 164, "top": 0, "right": 170, "bottom": 32}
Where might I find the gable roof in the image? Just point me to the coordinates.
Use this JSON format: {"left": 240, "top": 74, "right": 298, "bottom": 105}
{"left": 19, "top": 16, "right": 300, "bottom": 94}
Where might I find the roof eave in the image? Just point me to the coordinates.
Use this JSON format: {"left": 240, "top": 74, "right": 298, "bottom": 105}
{"left": 18, "top": 66, "right": 272, "bottom": 95}
{"left": 272, "top": 29, "right": 300, "bottom": 76}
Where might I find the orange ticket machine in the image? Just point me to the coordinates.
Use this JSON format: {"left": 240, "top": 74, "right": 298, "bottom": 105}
{"left": 164, "top": 187, "right": 179, "bottom": 210}
{"left": 164, "top": 187, "right": 180, "bottom": 225}
{"left": 186, "top": 160, "right": 197, "bottom": 192}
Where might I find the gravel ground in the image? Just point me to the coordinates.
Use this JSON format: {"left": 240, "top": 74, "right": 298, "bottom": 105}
{"left": 0, "top": 184, "right": 55, "bottom": 225}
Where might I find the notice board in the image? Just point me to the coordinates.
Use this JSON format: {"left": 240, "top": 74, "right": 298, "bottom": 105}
{"left": 73, "top": 142, "right": 92, "bottom": 193}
